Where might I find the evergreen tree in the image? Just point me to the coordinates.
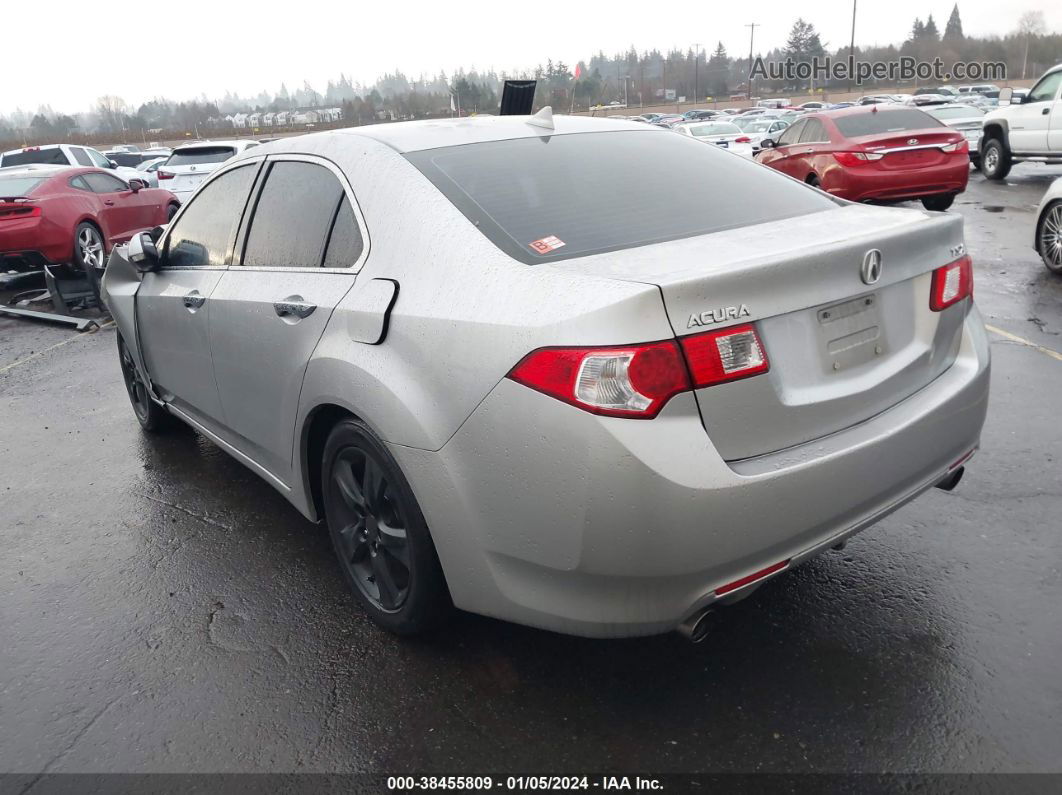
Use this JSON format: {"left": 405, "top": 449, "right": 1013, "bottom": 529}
{"left": 910, "top": 18, "right": 925, "bottom": 41}
{"left": 785, "top": 19, "right": 826, "bottom": 62}
{"left": 944, "top": 4, "right": 964, "bottom": 42}
{"left": 924, "top": 14, "right": 940, "bottom": 41}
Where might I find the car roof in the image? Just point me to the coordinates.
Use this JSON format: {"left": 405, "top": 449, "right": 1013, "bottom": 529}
{"left": 172, "top": 139, "right": 257, "bottom": 151}
{"left": 323, "top": 114, "right": 653, "bottom": 154}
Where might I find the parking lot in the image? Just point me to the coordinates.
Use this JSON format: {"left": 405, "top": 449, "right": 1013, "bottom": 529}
{"left": 1, "top": 164, "right": 1061, "bottom": 778}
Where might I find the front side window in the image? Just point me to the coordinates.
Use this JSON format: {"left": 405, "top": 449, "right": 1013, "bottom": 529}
{"left": 165, "top": 165, "right": 257, "bottom": 268}
{"left": 84, "top": 172, "right": 128, "bottom": 193}
{"left": 776, "top": 120, "right": 805, "bottom": 146}
{"left": 241, "top": 161, "right": 345, "bottom": 268}
{"left": 1028, "top": 71, "right": 1062, "bottom": 104}
{"left": 71, "top": 148, "right": 93, "bottom": 166}
{"left": 86, "top": 149, "right": 112, "bottom": 168}
{"left": 798, "top": 119, "right": 828, "bottom": 143}
{"left": 406, "top": 130, "right": 835, "bottom": 265}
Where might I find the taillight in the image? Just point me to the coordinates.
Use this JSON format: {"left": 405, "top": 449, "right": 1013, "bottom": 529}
{"left": 158, "top": 170, "right": 174, "bottom": 180}
{"left": 940, "top": 139, "right": 969, "bottom": 154}
{"left": 833, "top": 151, "right": 884, "bottom": 166}
{"left": 507, "top": 324, "right": 770, "bottom": 418}
{"left": 734, "top": 136, "right": 751, "bottom": 143}
{"left": 508, "top": 341, "right": 691, "bottom": 418}
{"left": 0, "top": 204, "right": 41, "bottom": 221}
{"left": 930, "top": 255, "right": 973, "bottom": 311}
{"left": 680, "top": 324, "right": 770, "bottom": 388}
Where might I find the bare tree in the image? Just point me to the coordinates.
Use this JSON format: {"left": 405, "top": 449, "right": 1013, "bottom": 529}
{"left": 1017, "top": 11, "right": 1045, "bottom": 79}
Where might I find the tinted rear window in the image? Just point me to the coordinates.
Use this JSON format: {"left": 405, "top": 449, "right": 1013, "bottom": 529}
{"left": 0, "top": 176, "right": 48, "bottom": 197}
{"left": 405, "top": 131, "right": 835, "bottom": 264}
{"left": 834, "top": 109, "right": 943, "bottom": 137}
{"left": 166, "top": 146, "right": 236, "bottom": 167}
{"left": 1, "top": 148, "right": 69, "bottom": 167}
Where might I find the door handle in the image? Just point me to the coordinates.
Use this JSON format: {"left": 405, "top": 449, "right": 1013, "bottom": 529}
{"left": 104, "top": 200, "right": 115, "bottom": 206}
{"left": 182, "top": 290, "right": 206, "bottom": 310}
{"left": 804, "top": 148, "right": 815, "bottom": 153}
{"left": 1043, "top": 107, "right": 1051, "bottom": 115}
{"left": 273, "top": 297, "right": 317, "bottom": 319}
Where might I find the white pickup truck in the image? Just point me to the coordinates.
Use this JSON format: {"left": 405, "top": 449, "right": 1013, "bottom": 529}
{"left": 0, "top": 143, "right": 144, "bottom": 182}
{"left": 980, "top": 64, "right": 1062, "bottom": 179}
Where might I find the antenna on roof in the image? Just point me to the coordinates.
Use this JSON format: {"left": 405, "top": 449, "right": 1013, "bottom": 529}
{"left": 527, "top": 106, "right": 554, "bottom": 130}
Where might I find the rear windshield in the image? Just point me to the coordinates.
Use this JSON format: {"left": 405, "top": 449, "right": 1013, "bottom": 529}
{"left": 1, "top": 148, "right": 69, "bottom": 167}
{"left": 689, "top": 123, "right": 741, "bottom": 137}
{"left": 405, "top": 130, "right": 836, "bottom": 264}
{"left": 165, "top": 146, "right": 235, "bottom": 167}
{"left": 0, "top": 176, "right": 48, "bottom": 197}
{"left": 926, "top": 106, "right": 985, "bottom": 120}
{"left": 834, "top": 109, "right": 943, "bottom": 137}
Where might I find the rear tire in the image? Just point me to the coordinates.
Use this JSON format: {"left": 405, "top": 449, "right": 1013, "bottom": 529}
{"left": 921, "top": 194, "right": 956, "bottom": 212}
{"left": 166, "top": 203, "right": 179, "bottom": 221}
{"left": 980, "top": 139, "right": 1011, "bottom": 181}
{"left": 117, "top": 334, "right": 175, "bottom": 432}
{"left": 321, "top": 418, "right": 450, "bottom": 635}
{"left": 73, "top": 222, "right": 105, "bottom": 269}
{"left": 1038, "top": 201, "right": 1062, "bottom": 274}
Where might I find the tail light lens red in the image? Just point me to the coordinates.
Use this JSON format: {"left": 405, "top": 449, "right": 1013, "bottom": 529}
{"left": 930, "top": 255, "right": 973, "bottom": 311}
{"left": 734, "top": 136, "right": 752, "bottom": 143}
{"left": 940, "top": 139, "right": 969, "bottom": 154}
{"left": 157, "top": 170, "right": 174, "bottom": 180}
{"left": 508, "top": 325, "right": 770, "bottom": 419}
{"left": 0, "top": 204, "right": 41, "bottom": 221}
{"left": 833, "top": 151, "right": 884, "bottom": 166}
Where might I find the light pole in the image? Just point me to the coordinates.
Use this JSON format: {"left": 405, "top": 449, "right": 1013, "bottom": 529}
{"left": 847, "top": 0, "right": 857, "bottom": 94}
{"left": 693, "top": 42, "right": 701, "bottom": 104}
{"left": 623, "top": 75, "right": 630, "bottom": 107}
{"left": 746, "top": 23, "right": 759, "bottom": 100}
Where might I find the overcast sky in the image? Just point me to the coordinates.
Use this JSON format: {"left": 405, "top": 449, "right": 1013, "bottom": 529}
{"left": 3, "top": 0, "right": 1059, "bottom": 114}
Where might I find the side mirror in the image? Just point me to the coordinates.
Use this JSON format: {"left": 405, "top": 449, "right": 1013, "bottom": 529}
{"left": 998, "top": 87, "right": 1014, "bottom": 106}
{"left": 128, "top": 231, "right": 160, "bottom": 272}
{"left": 760, "top": 138, "right": 776, "bottom": 149}
{"left": 108, "top": 159, "right": 118, "bottom": 168}
{"left": 128, "top": 178, "right": 146, "bottom": 192}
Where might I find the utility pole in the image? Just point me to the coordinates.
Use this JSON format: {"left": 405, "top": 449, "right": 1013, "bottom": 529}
{"left": 848, "top": 0, "right": 857, "bottom": 93}
{"left": 623, "top": 75, "right": 629, "bottom": 108}
{"left": 693, "top": 43, "right": 701, "bottom": 104}
{"left": 745, "top": 23, "right": 758, "bottom": 100}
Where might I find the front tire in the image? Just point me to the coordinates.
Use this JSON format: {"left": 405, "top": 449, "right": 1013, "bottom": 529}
{"left": 321, "top": 418, "right": 450, "bottom": 635}
{"left": 980, "top": 139, "right": 1012, "bottom": 181}
{"left": 117, "top": 334, "right": 175, "bottom": 432}
{"left": 922, "top": 193, "right": 956, "bottom": 212}
{"left": 166, "top": 203, "right": 179, "bottom": 221}
{"left": 1038, "top": 201, "right": 1062, "bottom": 274}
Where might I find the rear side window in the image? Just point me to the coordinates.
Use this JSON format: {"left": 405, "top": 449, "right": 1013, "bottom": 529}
{"left": 166, "top": 146, "right": 236, "bottom": 167}
{"left": 242, "top": 161, "right": 345, "bottom": 268}
{"left": 1, "top": 148, "right": 69, "bottom": 167}
{"left": 165, "top": 165, "right": 257, "bottom": 268}
{"left": 323, "top": 197, "right": 364, "bottom": 268}
{"left": 834, "top": 109, "right": 943, "bottom": 137}
{"left": 406, "top": 131, "right": 835, "bottom": 264}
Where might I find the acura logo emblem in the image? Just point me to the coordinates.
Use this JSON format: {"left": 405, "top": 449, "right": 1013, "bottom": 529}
{"left": 861, "top": 250, "right": 883, "bottom": 285}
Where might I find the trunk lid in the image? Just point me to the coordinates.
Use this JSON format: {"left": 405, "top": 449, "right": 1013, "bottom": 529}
{"left": 852, "top": 128, "right": 960, "bottom": 170}
{"left": 558, "top": 204, "right": 967, "bottom": 461}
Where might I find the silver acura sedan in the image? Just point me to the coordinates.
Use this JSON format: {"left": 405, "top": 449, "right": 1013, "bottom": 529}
{"left": 102, "top": 115, "right": 990, "bottom": 641}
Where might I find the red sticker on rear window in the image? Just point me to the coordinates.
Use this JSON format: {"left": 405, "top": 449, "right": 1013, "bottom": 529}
{"left": 529, "top": 235, "right": 566, "bottom": 254}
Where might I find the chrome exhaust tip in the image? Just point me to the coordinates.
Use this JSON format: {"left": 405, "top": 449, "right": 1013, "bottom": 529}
{"left": 676, "top": 609, "right": 715, "bottom": 643}
{"left": 935, "top": 466, "right": 965, "bottom": 492}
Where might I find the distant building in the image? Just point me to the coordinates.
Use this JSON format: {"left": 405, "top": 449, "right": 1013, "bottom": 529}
{"left": 231, "top": 113, "right": 248, "bottom": 128}
{"left": 275, "top": 111, "right": 290, "bottom": 126}
{"left": 262, "top": 112, "right": 276, "bottom": 127}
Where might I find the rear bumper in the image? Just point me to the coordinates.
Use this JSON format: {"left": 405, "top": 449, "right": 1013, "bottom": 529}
{"left": 392, "top": 306, "right": 990, "bottom": 638}
{"left": 827, "top": 158, "right": 970, "bottom": 202}
{"left": 0, "top": 217, "right": 71, "bottom": 265}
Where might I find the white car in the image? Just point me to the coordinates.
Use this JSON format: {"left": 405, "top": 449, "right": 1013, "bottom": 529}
{"left": 157, "top": 140, "right": 260, "bottom": 201}
{"left": 0, "top": 143, "right": 143, "bottom": 182}
{"left": 1035, "top": 177, "right": 1062, "bottom": 273}
{"left": 673, "top": 121, "right": 754, "bottom": 157}
{"left": 923, "top": 103, "right": 986, "bottom": 163}
{"left": 733, "top": 118, "right": 790, "bottom": 152}
{"left": 135, "top": 157, "right": 168, "bottom": 187}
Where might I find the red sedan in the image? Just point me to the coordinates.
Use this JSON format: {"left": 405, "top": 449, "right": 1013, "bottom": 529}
{"left": 756, "top": 106, "right": 970, "bottom": 211}
{"left": 0, "top": 164, "right": 179, "bottom": 272}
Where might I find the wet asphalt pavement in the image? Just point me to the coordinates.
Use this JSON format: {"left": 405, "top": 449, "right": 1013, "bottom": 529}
{"left": 1, "top": 165, "right": 1061, "bottom": 780}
